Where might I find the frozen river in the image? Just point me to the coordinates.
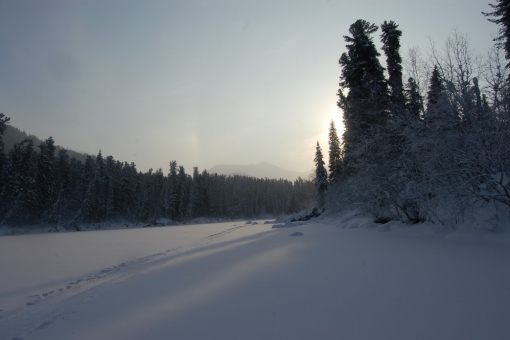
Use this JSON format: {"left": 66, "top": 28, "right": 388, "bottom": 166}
{"left": 1, "top": 218, "right": 510, "bottom": 339}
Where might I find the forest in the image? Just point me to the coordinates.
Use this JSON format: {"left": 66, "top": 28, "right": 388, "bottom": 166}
{"left": 314, "top": 4, "right": 510, "bottom": 226}
{"left": 0, "top": 117, "right": 315, "bottom": 228}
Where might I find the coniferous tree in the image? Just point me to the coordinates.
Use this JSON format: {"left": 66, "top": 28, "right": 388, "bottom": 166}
{"left": 338, "top": 19, "right": 389, "bottom": 167}
{"left": 0, "top": 113, "right": 10, "bottom": 195}
{"left": 77, "top": 156, "right": 95, "bottom": 223}
{"left": 136, "top": 169, "right": 152, "bottom": 222}
{"left": 66, "top": 157, "right": 85, "bottom": 220}
{"left": 405, "top": 77, "right": 424, "bottom": 119}
{"left": 484, "top": 0, "right": 510, "bottom": 72}
{"left": 381, "top": 20, "right": 405, "bottom": 114}
{"left": 314, "top": 142, "right": 328, "bottom": 208}
{"left": 167, "top": 160, "right": 179, "bottom": 220}
{"left": 328, "top": 121, "right": 342, "bottom": 182}
{"left": 0, "top": 114, "right": 9, "bottom": 148}
{"left": 119, "top": 162, "right": 136, "bottom": 219}
{"left": 177, "top": 165, "right": 188, "bottom": 221}
{"left": 189, "top": 167, "right": 201, "bottom": 218}
{"left": 50, "top": 149, "right": 71, "bottom": 223}
{"left": 36, "top": 137, "right": 56, "bottom": 219}
{"left": 425, "top": 65, "right": 447, "bottom": 122}
{"left": 151, "top": 168, "right": 166, "bottom": 221}
{"left": 94, "top": 150, "right": 106, "bottom": 221}
{"left": 105, "top": 156, "right": 116, "bottom": 221}
{"left": 200, "top": 169, "right": 212, "bottom": 217}
{"left": 1, "top": 139, "right": 38, "bottom": 224}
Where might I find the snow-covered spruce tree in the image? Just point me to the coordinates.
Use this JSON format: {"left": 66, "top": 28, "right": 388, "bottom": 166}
{"left": 1, "top": 139, "right": 38, "bottom": 225}
{"left": 388, "top": 76, "right": 426, "bottom": 222}
{"left": 77, "top": 150, "right": 106, "bottom": 224}
{"left": 484, "top": 0, "right": 510, "bottom": 73}
{"left": 65, "top": 157, "right": 85, "bottom": 223}
{"left": 328, "top": 121, "right": 342, "bottom": 183}
{"left": 381, "top": 20, "right": 405, "bottom": 114}
{"left": 377, "top": 21, "right": 429, "bottom": 222}
{"left": 188, "top": 166, "right": 202, "bottom": 218}
{"left": 75, "top": 155, "right": 96, "bottom": 224}
{"left": 166, "top": 160, "right": 179, "bottom": 220}
{"left": 50, "top": 149, "right": 73, "bottom": 223}
{"left": 94, "top": 150, "right": 107, "bottom": 222}
{"left": 314, "top": 142, "right": 328, "bottom": 209}
{"left": 424, "top": 65, "right": 450, "bottom": 125}
{"left": 0, "top": 113, "right": 11, "bottom": 205}
{"left": 414, "top": 65, "right": 457, "bottom": 221}
{"left": 405, "top": 77, "right": 424, "bottom": 119}
{"left": 119, "top": 161, "right": 136, "bottom": 219}
{"left": 200, "top": 169, "right": 212, "bottom": 217}
{"left": 335, "top": 20, "right": 395, "bottom": 219}
{"left": 105, "top": 155, "right": 117, "bottom": 221}
{"left": 177, "top": 165, "right": 189, "bottom": 221}
{"left": 136, "top": 168, "right": 154, "bottom": 223}
{"left": 0, "top": 115, "right": 10, "bottom": 213}
{"left": 338, "top": 20, "right": 389, "bottom": 172}
{"left": 153, "top": 169, "right": 168, "bottom": 221}
{"left": 36, "top": 137, "right": 56, "bottom": 221}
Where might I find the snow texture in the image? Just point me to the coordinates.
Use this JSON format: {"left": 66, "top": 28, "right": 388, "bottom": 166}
{"left": 1, "top": 217, "right": 510, "bottom": 340}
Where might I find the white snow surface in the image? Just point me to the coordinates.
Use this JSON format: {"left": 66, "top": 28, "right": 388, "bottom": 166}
{"left": 1, "top": 218, "right": 510, "bottom": 340}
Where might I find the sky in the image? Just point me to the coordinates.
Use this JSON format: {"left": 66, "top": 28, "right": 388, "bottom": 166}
{"left": 0, "top": 0, "right": 498, "bottom": 175}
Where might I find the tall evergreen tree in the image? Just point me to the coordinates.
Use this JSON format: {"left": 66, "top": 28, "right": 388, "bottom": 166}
{"left": 177, "top": 165, "right": 188, "bottom": 221}
{"left": 105, "top": 155, "right": 116, "bottom": 221}
{"left": 425, "top": 65, "right": 448, "bottom": 122}
{"left": 137, "top": 169, "right": 153, "bottom": 222}
{"left": 0, "top": 113, "right": 10, "bottom": 193}
{"left": 189, "top": 167, "right": 202, "bottom": 218}
{"left": 167, "top": 160, "right": 179, "bottom": 220}
{"left": 36, "top": 137, "right": 56, "bottom": 219}
{"left": 381, "top": 20, "right": 405, "bottom": 113}
{"left": 50, "top": 149, "right": 71, "bottom": 223}
{"left": 405, "top": 77, "right": 424, "bottom": 120}
{"left": 484, "top": 0, "right": 510, "bottom": 72}
{"left": 120, "top": 162, "right": 136, "bottom": 219}
{"left": 94, "top": 150, "right": 106, "bottom": 221}
{"left": 77, "top": 156, "right": 96, "bottom": 223}
{"left": 314, "top": 142, "right": 328, "bottom": 209}
{"left": 1, "top": 139, "right": 38, "bottom": 224}
{"left": 328, "top": 121, "right": 342, "bottom": 182}
{"left": 66, "top": 157, "right": 85, "bottom": 220}
{"left": 148, "top": 168, "right": 164, "bottom": 221}
{"left": 200, "top": 169, "right": 212, "bottom": 217}
{"left": 338, "top": 19, "right": 389, "bottom": 165}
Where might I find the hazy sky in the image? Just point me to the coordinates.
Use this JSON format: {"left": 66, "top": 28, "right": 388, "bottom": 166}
{"left": 0, "top": 0, "right": 498, "bottom": 174}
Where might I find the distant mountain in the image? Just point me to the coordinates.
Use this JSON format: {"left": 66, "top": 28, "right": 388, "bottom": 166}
{"left": 209, "top": 162, "right": 310, "bottom": 182}
{"left": 3, "top": 125, "right": 90, "bottom": 163}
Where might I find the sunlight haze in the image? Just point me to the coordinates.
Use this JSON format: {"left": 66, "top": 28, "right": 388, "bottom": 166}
{"left": 0, "top": 0, "right": 496, "bottom": 173}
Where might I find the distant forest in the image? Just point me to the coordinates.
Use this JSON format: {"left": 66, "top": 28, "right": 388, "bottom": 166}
{"left": 313, "top": 3, "right": 510, "bottom": 226}
{"left": 0, "top": 117, "right": 315, "bottom": 228}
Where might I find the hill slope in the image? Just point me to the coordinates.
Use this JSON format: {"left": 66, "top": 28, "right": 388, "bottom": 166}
{"left": 209, "top": 162, "right": 310, "bottom": 181}
{"left": 3, "top": 125, "right": 90, "bottom": 163}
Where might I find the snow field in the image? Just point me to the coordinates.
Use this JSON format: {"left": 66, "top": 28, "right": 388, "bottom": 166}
{"left": 1, "top": 218, "right": 510, "bottom": 339}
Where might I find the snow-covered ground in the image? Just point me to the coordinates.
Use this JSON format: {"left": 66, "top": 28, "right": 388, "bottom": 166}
{"left": 1, "top": 217, "right": 510, "bottom": 339}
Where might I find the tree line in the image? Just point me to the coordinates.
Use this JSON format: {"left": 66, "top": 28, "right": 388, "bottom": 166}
{"left": 314, "top": 2, "right": 510, "bottom": 225}
{"left": 0, "top": 117, "right": 315, "bottom": 228}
